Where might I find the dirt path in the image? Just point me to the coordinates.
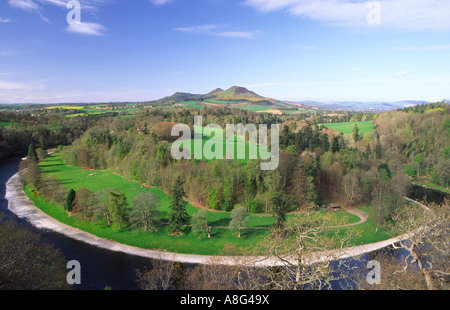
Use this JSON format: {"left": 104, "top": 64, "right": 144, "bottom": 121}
{"left": 5, "top": 171, "right": 409, "bottom": 267}
{"left": 340, "top": 207, "right": 369, "bottom": 226}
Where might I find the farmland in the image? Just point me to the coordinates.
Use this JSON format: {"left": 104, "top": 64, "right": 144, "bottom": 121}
{"left": 320, "top": 121, "right": 375, "bottom": 134}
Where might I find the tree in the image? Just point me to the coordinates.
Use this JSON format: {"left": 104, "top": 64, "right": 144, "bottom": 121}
{"left": 257, "top": 207, "right": 359, "bottom": 290}
{"left": 65, "top": 189, "right": 76, "bottom": 212}
{"left": 272, "top": 192, "right": 287, "bottom": 228}
{"left": 0, "top": 213, "right": 71, "bottom": 290}
{"left": 168, "top": 176, "right": 190, "bottom": 235}
{"left": 93, "top": 189, "right": 116, "bottom": 226}
{"left": 263, "top": 170, "right": 282, "bottom": 213}
{"left": 27, "top": 143, "right": 37, "bottom": 162}
{"left": 135, "top": 254, "right": 182, "bottom": 290}
{"left": 305, "top": 176, "right": 318, "bottom": 205}
{"left": 191, "top": 210, "right": 211, "bottom": 239}
{"left": 36, "top": 148, "right": 47, "bottom": 162}
{"left": 222, "top": 176, "right": 232, "bottom": 211}
{"left": 434, "top": 159, "right": 450, "bottom": 186}
{"left": 331, "top": 136, "right": 340, "bottom": 153}
{"left": 24, "top": 159, "right": 40, "bottom": 189}
{"left": 229, "top": 206, "right": 249, "bottom": 238}
{"left": 321, "top": 133, "right": 330, "bottom": 152}
{"left": 130, "top": 192, "right": 160, "bottom": 232}
{"left": 383, "top": 200, "right": 450, "bottom": 290}
{"left": 75, "top": 187, "right": 95, "bottom": 220}
{"left": 352, "top": 124, "right": 360, "bottom": 142}
{"left": 206, "top": 186, "right": 221, "bottom": 210}
{"left": 108, "top": 191, "right": 129, "bottom": 230}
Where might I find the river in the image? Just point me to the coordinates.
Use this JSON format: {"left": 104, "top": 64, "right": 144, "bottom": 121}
{"left": 0, "top": 157, "right": 153, "bottom": 290}
{"left": 1, "top": 157, "right": 415, "bottom": 290}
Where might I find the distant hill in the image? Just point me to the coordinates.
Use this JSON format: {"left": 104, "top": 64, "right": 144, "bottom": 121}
{"left": 158, "top": 86, "right": 273, "bottom": 104}
{"left": 293, "top": 100, "right": 430, "bottom": 112}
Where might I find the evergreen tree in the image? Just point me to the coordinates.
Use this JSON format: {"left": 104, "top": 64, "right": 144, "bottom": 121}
{"left": 353, "top": 124, "right": 360, "bottom": 142}
{"left": 168, "top": 176, "right": 190, "bottom": 235}
{"left": 272, "top": 192, "right": 287, "bottom": 228}
{"left": 65, "top": 189, "right": 76, "bottom": 212}
{"left": 331, "top": 136, "right": 340, "bottom": 153}
{"left": 222, "top": 176, "right": 232, "bottom": 211}
{"left": 321, "top": 133, "right": 330, "bottom": 152}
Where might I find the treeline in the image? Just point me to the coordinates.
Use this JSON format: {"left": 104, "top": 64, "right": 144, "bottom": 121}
{"left": 0, "top": 110, "right": 94, "bottom": 160}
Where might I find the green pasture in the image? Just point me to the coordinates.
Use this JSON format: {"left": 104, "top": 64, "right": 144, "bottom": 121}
{"left": 321, "top": 121, "right": 374, "bottom": 134}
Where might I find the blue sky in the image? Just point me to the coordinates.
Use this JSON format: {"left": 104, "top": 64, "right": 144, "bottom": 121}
{"left": 0, "top": 0, "right": 449, "bottom": 104}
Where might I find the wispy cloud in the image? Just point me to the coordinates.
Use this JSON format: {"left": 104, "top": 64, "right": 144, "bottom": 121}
{"left": 175, "top": 24, "right": 220, "bottom": 34}
{"left": 0, "top": 79, "right": 42, "bottom": 90}
{"left": 151, "top": 0, "right": 174, "bottom": 5}
{"left": 395, "top": 71, "right": 409, "bottom": 77}
{"left": 0, "top": 17, "right": 11, "bottom": 23}
{"left": 66, "top": 22, "right": 106, "bottom": 36}
{"left": 8, "top": 0, "right": 50, "bottom": 23}
{"left": 175, "top": 24, "right": 260, "bottom": 39}
{"left": 217, "top": 31, "right": 260, "bottom": 39}
{"left": 243, "top": 0, "right": 450, "bottom": 31}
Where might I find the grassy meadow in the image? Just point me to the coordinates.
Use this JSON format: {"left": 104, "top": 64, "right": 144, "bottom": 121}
{"left": 25, "top": 152, "right": 391, "bottom": 255}
{"left": 321, "top": 121, "right": 375, "bottom": 134}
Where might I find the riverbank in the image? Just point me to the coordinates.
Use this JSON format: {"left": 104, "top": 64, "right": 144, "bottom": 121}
{"left": 5, "top": 170, "right": 415, "bottom": 267}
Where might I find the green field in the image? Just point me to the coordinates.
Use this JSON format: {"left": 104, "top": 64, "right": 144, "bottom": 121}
{"left": 175, "top": 101, "right": 205, "bottom": 109}
{"left": 26, "top": 153, "right": 389, "bottom": 255}
{"left": 171, "top": 126, "right": 272, "bottom": 165}
{"left": 236, "top": 105, "right": 275, "bottom": 112}
{"left": 204, "top": 100, "right": 245, "bottom": 105}
{"left": 321, "top": 121, "right": 374, "bottom": 134}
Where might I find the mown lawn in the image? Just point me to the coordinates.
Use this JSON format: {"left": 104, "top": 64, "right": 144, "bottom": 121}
{"left": 30, "top": 153, "right": 388, "bottom": 255}
{"left": 171, "top": 125, "right": 274, "bottom": 165}
{"left": 321, "top": 121, "right": 374, "bottom": 134}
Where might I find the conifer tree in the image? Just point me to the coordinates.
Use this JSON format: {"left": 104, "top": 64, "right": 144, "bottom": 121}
{"left": 168, "top": 176, "right": 190, "bottom": 235}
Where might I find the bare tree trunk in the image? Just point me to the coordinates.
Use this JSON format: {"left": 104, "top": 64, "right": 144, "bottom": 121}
{"left": 410, "top": 245, "right": 436, "bottom": 290}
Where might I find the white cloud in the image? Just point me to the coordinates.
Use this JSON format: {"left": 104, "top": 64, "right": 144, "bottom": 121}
{"left": 175, "top": 24, "right": 220, "bottom": 34}
{"left": 0, "top": 79, "right": 41, "bottom": 90}
{"left": 66, "top": 22, "right": 105, "bottom": 36}
{"left": 175, "top": 24, "right": 260, "bottom": 39}
{"left": 0, "top": 17, "right": 11, "bottom": 23}
{"left": 395, "top": 71, "right": 409, "bottom": 77}
{"left": 8, "top": 0, "right": 50, "bottom": 22}
{"left": 217, "top": 31, "right": 260, "bottom": 39}
{"left": 9, "top": 0, "right": 108, "bottom": 34}
{"left": 243, "top": 0, "right": 450, "bottom": 31}
{"left": 151, "top": 0, "right": 174, "bottom": 5}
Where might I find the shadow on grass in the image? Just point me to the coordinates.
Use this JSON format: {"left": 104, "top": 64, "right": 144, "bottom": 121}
{"left": 209, "top": 217, "right": 231, "bottom": 227}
